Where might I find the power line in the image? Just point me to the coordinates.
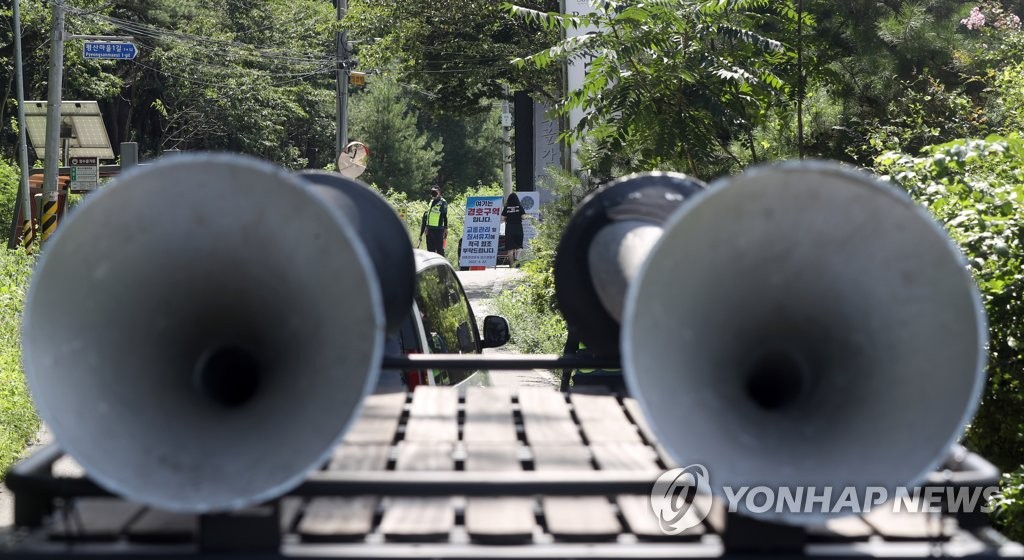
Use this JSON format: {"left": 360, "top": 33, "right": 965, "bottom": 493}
{"left": 132, "top": 58, "right": 332, "bottom": 88}
{"left": 67, "top": 8, "right": 337, "bottom": 65}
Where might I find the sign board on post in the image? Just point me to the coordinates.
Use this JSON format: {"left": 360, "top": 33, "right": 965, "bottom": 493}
{"left": 518, "top": 192, "right": 541, "bottom": 252}
{"left": 84, "top": 42, "right": 138, "bottom": 60}
{"left": 69, "top": 156, "right": 99, "bottom": 191}
{"left": 459, "top": 196, "right": 502, "bottom": 268}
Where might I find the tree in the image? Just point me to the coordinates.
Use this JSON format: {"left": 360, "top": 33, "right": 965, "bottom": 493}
{"left": 423, "top": 104, "right": 503, "bottom": 191}
{"left": 2, "top": 0, "right": 341, "bottom": 168}
{"left": 343, "top": 0, "right": 561, "bottom": 116}
{"left": 511, "top": 0, "right": 791, "bottom": 178}
{"left": 349, "top": 76, "right": 442, "bottom": 196}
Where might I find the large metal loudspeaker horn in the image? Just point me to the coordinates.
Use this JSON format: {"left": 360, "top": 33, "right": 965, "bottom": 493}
{"left": 555, "top": 172, "right": 706, "bottom": 354}
{"left": 622, "top": 160, "right": 987, "bottom": 524}
{"left": 21, "top": 153, "right": 413, "bottom": 513}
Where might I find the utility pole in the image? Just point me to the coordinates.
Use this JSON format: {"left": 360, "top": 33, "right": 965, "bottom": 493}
{"left": 501, "top": 87, "right": 514, "bottom": 201}
{"left": 11, "top": 0, "right": 35, "bottom": 251}
{"left": 41, "top": 0, "right": 66, "bottom": 245}
{"left": 335, "top": 0, "right": 349, "bottom": 157}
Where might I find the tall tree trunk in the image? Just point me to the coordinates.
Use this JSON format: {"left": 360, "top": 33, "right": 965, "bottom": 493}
{"left": 747, "top": 128, "right": 759, "bottom": 163}
{"left": 0, "top": 73, "right": 13, "bottom": 154}
{"left": 796, "top": 0, "right": 805, "bottom": 159}
{"left": 683, "top": 143, "right": 698, "bottom": 176}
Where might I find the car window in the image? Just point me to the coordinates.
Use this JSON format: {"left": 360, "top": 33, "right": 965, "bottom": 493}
{"left": 375, "top": 311, "right": 426, "bottom": 392}
{"left": 415, "top": 262, "right": 479, "bottom": 385}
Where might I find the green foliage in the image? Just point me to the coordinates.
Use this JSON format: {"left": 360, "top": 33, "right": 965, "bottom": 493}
{"left": 493, "top": 286, "right": 566, "bottom": 354}
{"left": 992, "top": 465, "right": 1024, "bottom": 541}
{"left": 350, "top": 76, "right": 443, "bottom": 196}
{"left": 511, "top": 0, "right": 793, "bottom": 177}
{"left": 344, "top": 0, "right": 561, "bottom": 115}
{"left": 2, "top": 0, "right": 340, "bottom": 168}
{"left": 989, "top": 61, "right": 1024, "bottom": 134}
{"left": 493, "top": 168, "right": 587, "bottom": 353}
{"left": 426, "top": 105, "right": 504, "bottom": 191}
{"left": 731, "top": 84, "right": 845, "bottom": 166}
{"left": 0, "top": 159, "right": 23, "bottom": 238}
{"left": 377, "top": 182, "right": 503, "bottom": 268}
{"left": 0, "top": 248, "right": 38, "bottom": 477}
{"left": 133, "top": 0, "right": 338, "bottom": 166}
{"left": 854, "top": 76, "right": 989, "bottom": 163}
{"left": 875, "top": 136, "right": 1024, "bottom": 474}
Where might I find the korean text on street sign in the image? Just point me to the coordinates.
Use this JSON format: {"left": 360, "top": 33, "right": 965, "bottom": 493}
{"left": 83, "top": 42, "right": 138, "bottom": 60}
{"left": 459, "top": 196, "right": 502, "bottom": 268}
{"left": 69, "top": 157, "right": 99, "bottom": 191}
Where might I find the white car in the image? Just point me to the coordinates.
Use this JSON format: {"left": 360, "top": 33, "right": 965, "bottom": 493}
{"left": 375, "top": 250, "right": 509, "bottom": 391}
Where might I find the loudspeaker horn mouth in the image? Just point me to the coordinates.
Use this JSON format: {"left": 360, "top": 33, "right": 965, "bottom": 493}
{"left": 22, "top": 153, "right": 386, "bottom": 513}
{"left": 622, "top": 159, "right": 987, "bottom": 524}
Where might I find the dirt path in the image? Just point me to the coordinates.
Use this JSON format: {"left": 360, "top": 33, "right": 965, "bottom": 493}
{"left": 457, "top": 268, "right": 559, "bottom": 389}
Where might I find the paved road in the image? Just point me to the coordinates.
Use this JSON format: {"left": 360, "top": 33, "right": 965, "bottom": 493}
{"left": 457, "top": 267, "right": 559, "bottom": 390}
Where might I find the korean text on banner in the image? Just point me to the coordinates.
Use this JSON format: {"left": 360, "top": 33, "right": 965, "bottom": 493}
{"left": 459, "top": 196, "right": 502, "bottom": 268}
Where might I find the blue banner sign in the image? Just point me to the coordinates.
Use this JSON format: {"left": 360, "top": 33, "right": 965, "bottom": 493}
{"left": 84, "top": 42, "right": 138, "bottom": 60}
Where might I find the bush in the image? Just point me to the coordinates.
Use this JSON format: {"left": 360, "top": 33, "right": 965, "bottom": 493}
{"left": 992, "top": 466, "right": 1024, "bottom": 542}
{"left": 493, "top": 284, "right": 567, "bottom": 354}
{"left": 875, "top": 135, "right": 1024, "bottom": 536}
{"left": 378, "top": 183, "right": 504, "bottom": 268}
{"left": 853, "top": 76, "right": 989, "bottom": 164}
{"left": 0, "top": 248, "right": 38, "bottom": 477}
{"left": 0, "top": 159, "right": 23, "bottom": 238}
{"left": 494, "top": 168, "right": 592, "bottom": 353}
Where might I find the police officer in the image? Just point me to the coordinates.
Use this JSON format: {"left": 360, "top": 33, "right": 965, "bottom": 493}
{"left": 418, "top": 186, "right": 448, "bottom": 255}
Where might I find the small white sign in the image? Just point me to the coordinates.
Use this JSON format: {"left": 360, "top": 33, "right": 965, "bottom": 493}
{"left": 69, "top": 156, "right": 99, "bottom": 191}
{"left": 517, "top": 192, "right": 541, "bottom": 253}
{"left": 459, "top": 196, "right": 502, "bottom": 268}
{"left": 518, "top": 192, "right": 541, "bottom": 215}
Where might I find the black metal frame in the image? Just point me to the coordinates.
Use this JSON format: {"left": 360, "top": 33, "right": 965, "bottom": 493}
{"left": 4, "top": 434, "right": 1016, "bottom": 558}
{"left": 381, "top": 353, "right": 621, "bottom": 371}
{"left": 1, "top": 355, "right": 1018, "bottom": 558}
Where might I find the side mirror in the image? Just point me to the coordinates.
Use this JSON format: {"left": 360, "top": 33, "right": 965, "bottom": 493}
{"left": 481, "top": 315, "right": 510, "bottom": 349}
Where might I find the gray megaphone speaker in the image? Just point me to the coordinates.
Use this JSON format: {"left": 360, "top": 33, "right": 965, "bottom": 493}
{"left": 555, "top": 172, "right": 706, "bottom": 353}
{"left": 21, "top": 153, "right": 396, "bottom": 513}
{"left": 299, "top": 170, "right": 414, "bottom": 333}
{"left": 622, "top": 160, "right": 987, "bottom": 524}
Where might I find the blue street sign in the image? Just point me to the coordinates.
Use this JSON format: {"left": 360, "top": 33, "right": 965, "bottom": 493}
{"left": 83, "top": 42, "right": 138, "bottom": 60}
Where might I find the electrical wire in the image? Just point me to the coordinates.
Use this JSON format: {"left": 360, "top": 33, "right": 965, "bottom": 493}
{"left": 67, "top": 8, "right": 337, "bottom": 65}
{"left": 126, "top": 36, "right": 336, "bottom": 77}
{"left": 131, "top": 58, "right": 333, "bottom": 89}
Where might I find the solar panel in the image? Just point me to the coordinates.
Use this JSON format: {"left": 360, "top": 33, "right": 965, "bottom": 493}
{"left": 24, "top": 101, "right": 115, "bottom": 161}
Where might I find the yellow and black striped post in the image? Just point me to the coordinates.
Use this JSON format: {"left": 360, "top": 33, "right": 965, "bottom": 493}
{"left": 21, "top": 218, "right": 35, "bottom": 253}
{"left": 40, "top": 192, "right": 59, "bottom": 245}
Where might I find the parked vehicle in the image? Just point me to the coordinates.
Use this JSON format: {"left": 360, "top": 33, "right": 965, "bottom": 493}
{"left": 376, "top": 250, "right": 509, "bottom": 391}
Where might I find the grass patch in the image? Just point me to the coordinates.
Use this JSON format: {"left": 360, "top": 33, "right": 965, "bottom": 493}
{"left": 0, "top": 249, "right": 38, "bottom": 477}
{"left": 493, "top": 279, "right": 566, "bottom": 355}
